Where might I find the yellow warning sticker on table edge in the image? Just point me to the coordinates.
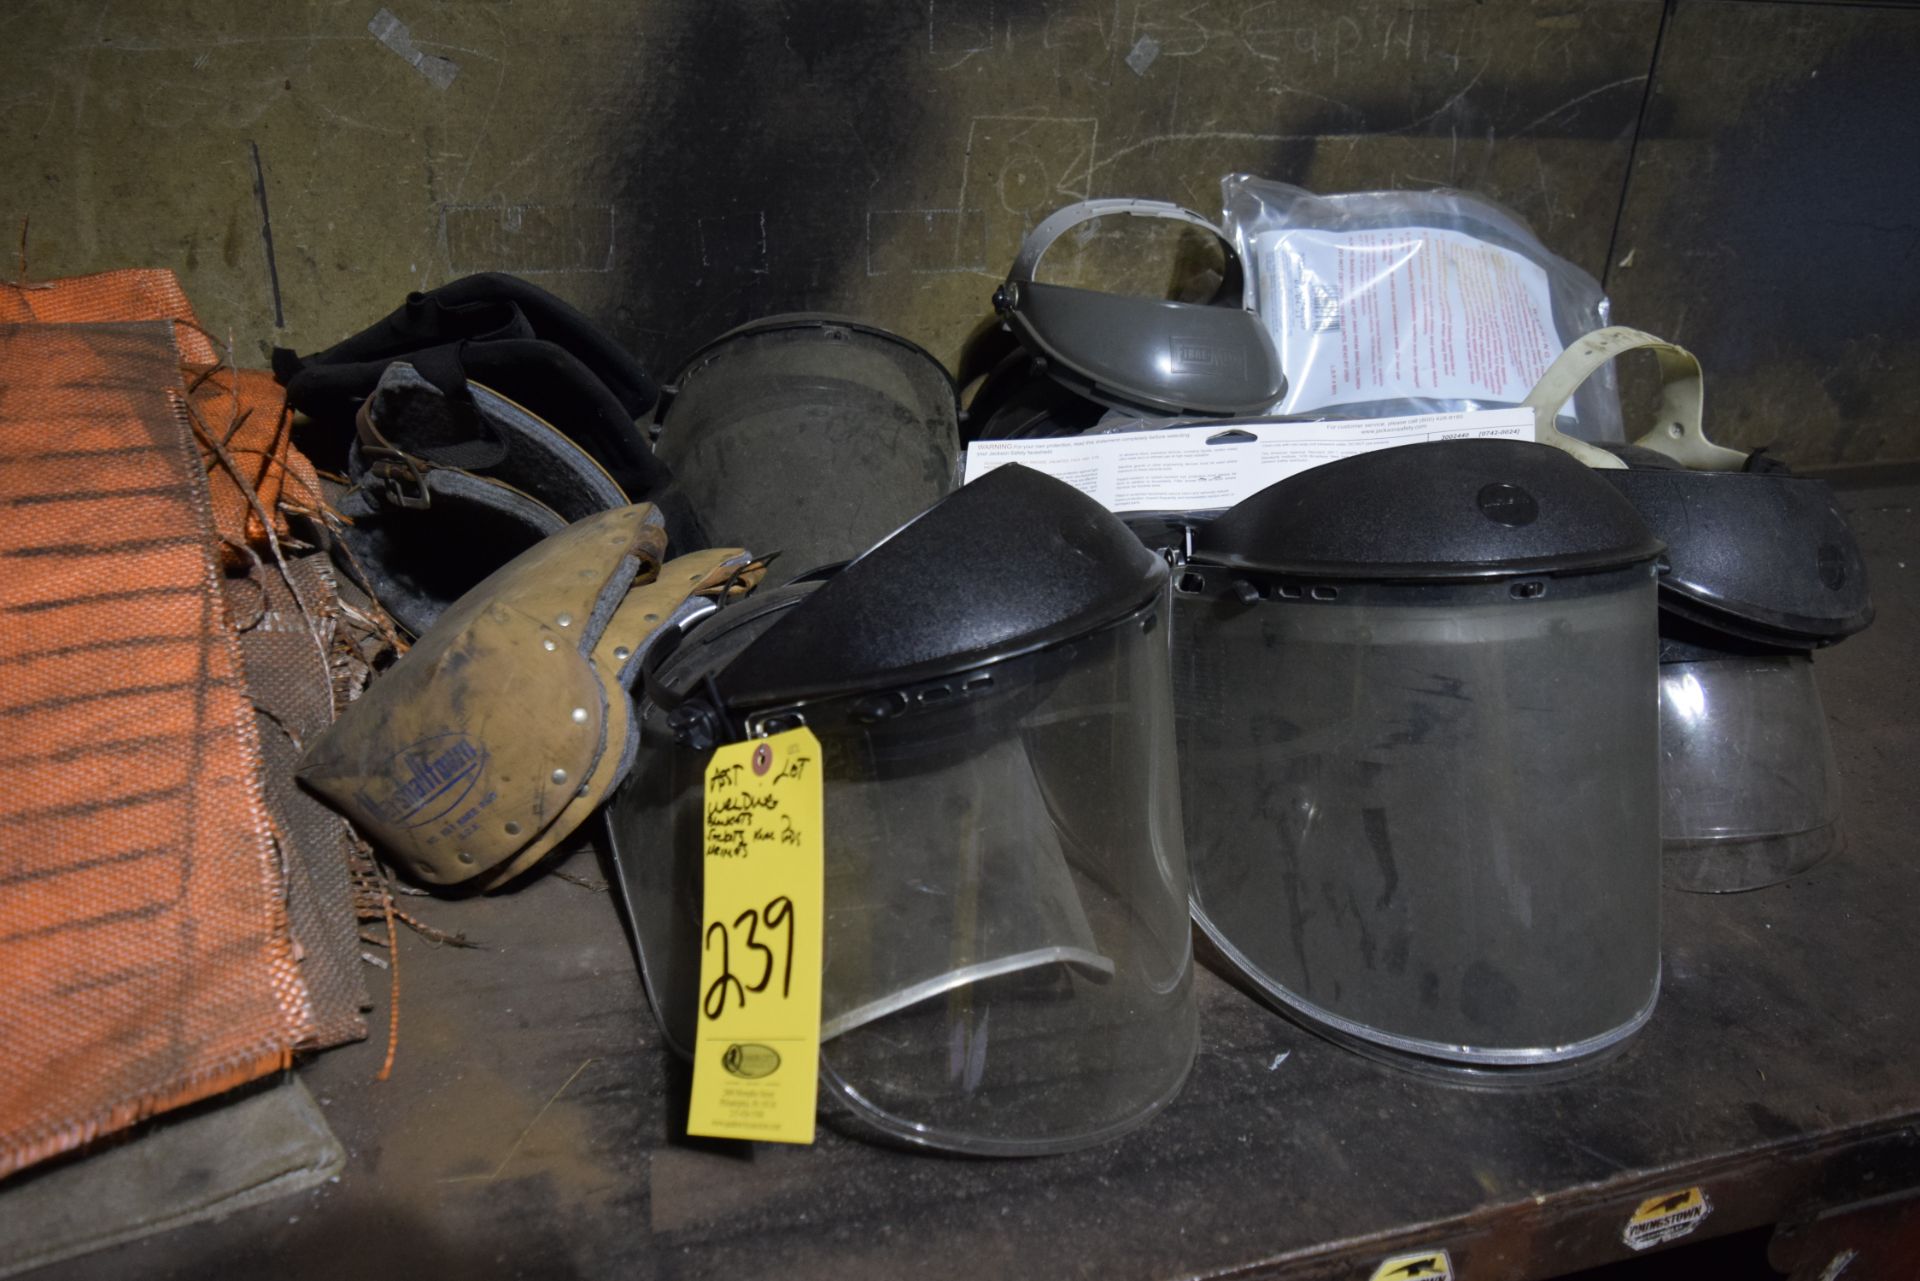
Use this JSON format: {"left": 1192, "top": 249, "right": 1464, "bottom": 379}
{"left": 686, "top": 727, "right": 824, "bottom": 1145}
{"left": 1369, "top": 1248, "right": 1453, "bottom": 1281}
{"left": 1622, "top": 1186, "right": 1711, "bottom": 1250}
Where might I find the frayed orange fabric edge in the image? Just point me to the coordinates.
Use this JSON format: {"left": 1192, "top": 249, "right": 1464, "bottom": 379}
{"left": 2, "top": 269, "right": 305, "bottom": 568}
{"left": 0, "top": 1045, "right": 294, "bottom": 1180}
{"left": 163, "top": 382, "right": 317, "bottom": 1054}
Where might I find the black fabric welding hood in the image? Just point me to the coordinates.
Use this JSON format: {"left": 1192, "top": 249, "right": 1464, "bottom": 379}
{"left": 610, "top": 464, "right": 1198, "bottom": 1155}
{"left": 995, "top": 199, "right": 1286, "bottom": 418}
{"left": 1193, "top": 436, "right": 1663, "bottom": 579}
{"left": 1601, "top": 468, "right": 1871, "bottom": 651}
{"left": 274, "top": 272, "right": 658, "bottom": 427}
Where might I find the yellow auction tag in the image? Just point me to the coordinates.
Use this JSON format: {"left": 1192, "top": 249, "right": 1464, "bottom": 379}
{"left": 686, "top": 727, "right": 824, "bottom": 1144}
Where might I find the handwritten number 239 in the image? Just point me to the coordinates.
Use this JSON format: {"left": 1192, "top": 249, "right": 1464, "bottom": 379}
{"left": 703, "top": 896, "right": 795, "bottom": 1019}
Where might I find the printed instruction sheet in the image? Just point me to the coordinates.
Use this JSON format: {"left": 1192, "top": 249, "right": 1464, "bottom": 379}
{"left": 1253, "top": 227, "right": 1564, "bottom": 416}
{"left": 961, "top": 408, "right": 1535, "bottom": 513}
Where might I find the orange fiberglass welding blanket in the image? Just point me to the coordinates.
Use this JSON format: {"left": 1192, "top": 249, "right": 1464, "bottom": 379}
{"left": 0, "top": 270, "right": 321, "bottom": 566}
{"left": 0, "top": 321, "right": 314, "bottom": 1178}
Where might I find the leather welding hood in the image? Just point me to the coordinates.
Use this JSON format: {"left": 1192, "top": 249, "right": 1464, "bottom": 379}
{"left": 298, "top": 503, "right": 763, "bottom": 890}
{"left": 277, "top": 274, "right": 703, "bottom": 624}
{"left": 332, "top": 360, "right": 642, "bottom": 636}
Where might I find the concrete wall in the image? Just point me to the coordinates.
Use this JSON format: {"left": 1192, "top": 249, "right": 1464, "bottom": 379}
{"left": 2, "top": 0, "right": 1913, "bottom": 465}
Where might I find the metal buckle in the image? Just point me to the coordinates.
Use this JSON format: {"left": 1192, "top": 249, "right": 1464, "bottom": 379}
{"left": 355, "top": 399, "right": 433, "bottom": 510}
{"left": 365, "top": 447, "right": 433, "bottom": 510}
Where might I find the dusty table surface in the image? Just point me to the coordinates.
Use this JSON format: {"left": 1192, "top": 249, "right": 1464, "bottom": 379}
{"left": 38, "top": 476, "right": 1920, "bottom": 1281}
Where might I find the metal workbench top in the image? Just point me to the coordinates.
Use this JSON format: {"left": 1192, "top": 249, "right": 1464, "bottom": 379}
{"left": 43, "top": 474, "right": 1920, "bottom": 1281}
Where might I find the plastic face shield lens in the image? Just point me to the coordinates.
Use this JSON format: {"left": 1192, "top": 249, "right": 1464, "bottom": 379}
{"left": 1657, "top": 653, "right": 1843, "bottom": 892}
{"left": 1174, "top": 569, "right": 1663, "bottom": 1074}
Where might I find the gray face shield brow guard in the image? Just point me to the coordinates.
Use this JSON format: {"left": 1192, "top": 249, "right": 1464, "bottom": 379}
{"left": 993, "top": 198, "right": 1287, "bottom": 418}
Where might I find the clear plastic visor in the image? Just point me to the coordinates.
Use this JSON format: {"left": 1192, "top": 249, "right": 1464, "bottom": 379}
{"left": 1658, "top": 653, "right": 1842, "bottom": 892}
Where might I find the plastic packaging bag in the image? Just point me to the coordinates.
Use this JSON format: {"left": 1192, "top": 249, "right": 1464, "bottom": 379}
{"left": 1221, "top": 175, "right": 1623, "bottom": 441}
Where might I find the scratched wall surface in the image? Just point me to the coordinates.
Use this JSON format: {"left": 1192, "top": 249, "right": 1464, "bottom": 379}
{"left": 0, "top": 1, "right": 1909, "bottom": 463}
{"left": 0, "top": 2, "right": 1653, "bottom": 363}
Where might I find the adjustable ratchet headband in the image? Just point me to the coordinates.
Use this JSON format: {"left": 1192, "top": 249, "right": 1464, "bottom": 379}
{"left": 1004, "top": 199, "right": 1249, "bottom": 298}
